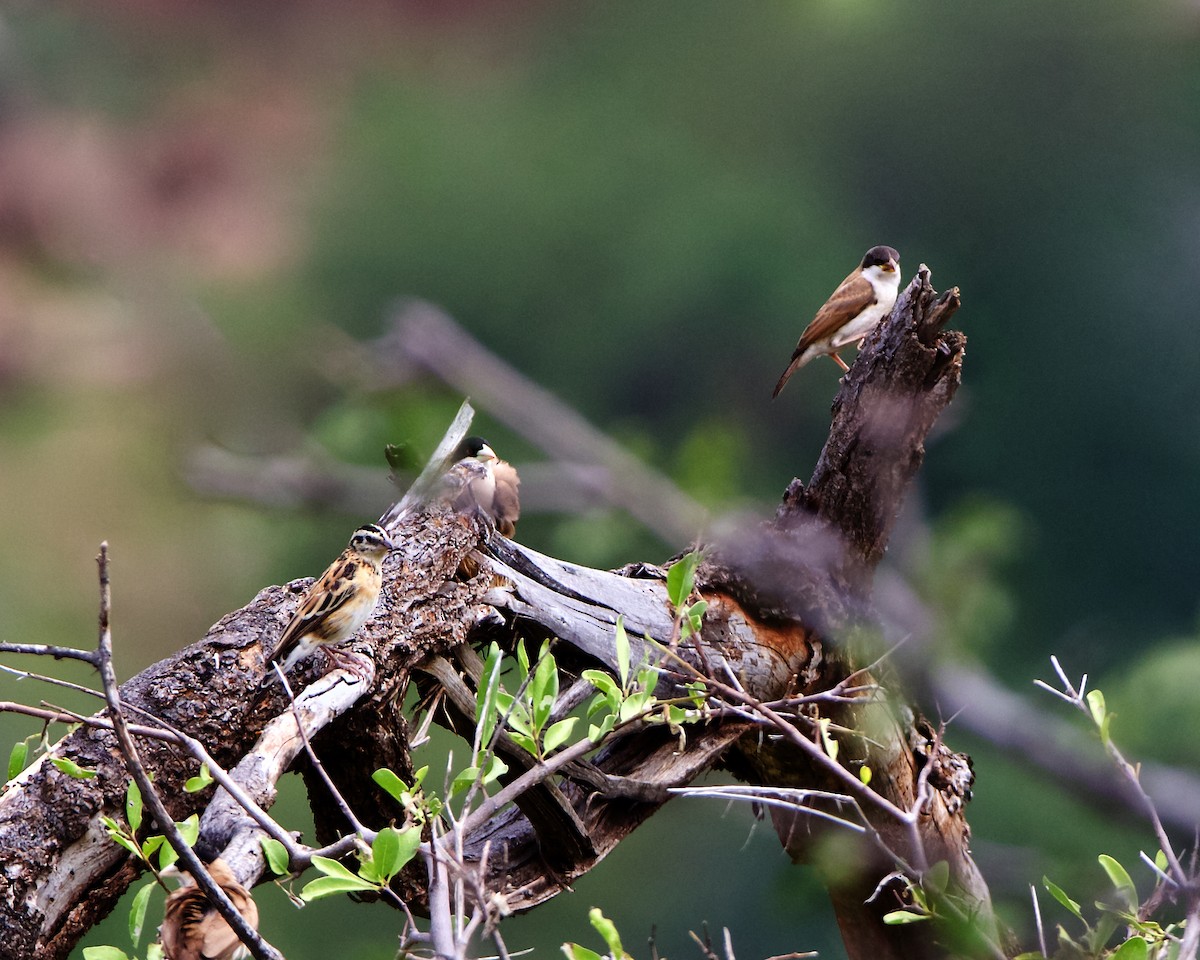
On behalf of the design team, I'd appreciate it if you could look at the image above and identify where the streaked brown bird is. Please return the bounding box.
[451,436,520,537]
[265,522,394,680]
[772,245,901,397]
[160,859,259,960]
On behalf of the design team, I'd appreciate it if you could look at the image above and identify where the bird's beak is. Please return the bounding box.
[478,444,498,462]
[887,259,899,273]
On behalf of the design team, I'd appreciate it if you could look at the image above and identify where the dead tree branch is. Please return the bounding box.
[0,269,989,960]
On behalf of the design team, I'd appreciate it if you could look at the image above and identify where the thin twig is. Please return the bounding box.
[93,543,283,960]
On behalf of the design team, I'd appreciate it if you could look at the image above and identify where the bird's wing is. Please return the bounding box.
[272,555,359,659]
[491,461,521,536]
[792,271,877,355]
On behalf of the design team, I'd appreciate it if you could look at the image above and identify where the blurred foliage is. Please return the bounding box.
[0,0,1197,958]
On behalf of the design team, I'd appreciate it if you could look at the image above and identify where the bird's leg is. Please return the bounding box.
[323,646,373,683]
[829,353,850,373]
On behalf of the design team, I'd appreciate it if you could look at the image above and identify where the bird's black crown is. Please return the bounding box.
[861,245,900,268]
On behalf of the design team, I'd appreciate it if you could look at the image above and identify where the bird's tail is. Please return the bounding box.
[772,350,812,398]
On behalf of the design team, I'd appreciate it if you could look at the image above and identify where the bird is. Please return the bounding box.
[159,858,259,960]
[263,522,394,683]
[772,245,901,397]
[449,436,520,537]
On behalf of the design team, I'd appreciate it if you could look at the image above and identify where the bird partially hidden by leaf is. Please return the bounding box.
[159,858,259,960]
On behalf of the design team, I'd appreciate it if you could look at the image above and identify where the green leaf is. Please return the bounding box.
[128,880,154,948]
[582,670,621,711]
[126,781,143,836]
[516,639,531,682]
[1154,849,1168,872]
[82,948,130,960]
[1043,876,1084,921]
[369,825,420,882]
[184,764,214,793]
[50,757,97,779]
[531,642,559,731]
[588,715,616,744]
[312,855,376,884]
[882,910,929,924]
[588,907,624,958]
[300,874,379,901]
[666,551,702,610]
[1109,938,1149,960]
[261,837,290,876]
[140,835,165,862]
[562,945,606,960]
[859,765,872,785]
[544,718,579,754]
[147,943,165,960]
[924,860,950,895]
[481,755,508,787]
[7,741,28,782]
[476,643,503,756]
[1098,854,1137,910]
[615,617,631,688]
[176,815,200,847]
[1086,689,1107,729]
[450,766,480,798]
[372,767,408,804]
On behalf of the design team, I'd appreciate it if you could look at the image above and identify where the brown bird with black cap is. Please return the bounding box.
[772,245,901,397]
[451,436,520,537]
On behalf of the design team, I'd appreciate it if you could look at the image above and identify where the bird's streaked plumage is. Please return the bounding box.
[772,245,901,397]
[450,437,520,537]
[160,859,259,960]
[266,522,393,679]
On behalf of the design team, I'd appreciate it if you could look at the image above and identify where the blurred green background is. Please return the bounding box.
[0,1,1198,957]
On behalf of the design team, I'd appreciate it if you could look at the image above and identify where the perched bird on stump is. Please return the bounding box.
[160,858,259,960]
[263,522,394,683]
[772,245,901,397]
[450,436,520,537]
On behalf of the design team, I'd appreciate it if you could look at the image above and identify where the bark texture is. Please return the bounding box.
[0,268,987,960]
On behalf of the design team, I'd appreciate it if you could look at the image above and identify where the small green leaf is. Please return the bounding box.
[128,880,154,947]
[588,907,625,958]
[1154,849,1168,872]
[7,741,28,782]
[1099,854,1137,910]
[544,717,579,754]
[1109,937,1149,960]
[50,757,97,779]
[481,755,508,787]
[588,715,616,743]
[1086,689,1107,729]
[924,860,950,895]
[108,831,141,859]
[184,764,214,793]
[126,781,143,836]
[531,644,559,731]
[176,815,200,847]
[615,617,631,688]
[1043,876,1084,921]
[666,551,702,610]
[882,910,929,924]
[859,765,872,785]
[300,874,379,901]
[476,643,503,755]
[562,945,606,960]
[312,855,375,884]
[516,640,531,682]
[147,943,165,960]
[261,837,290,876]
[369,825,420,882]
[372,767,408,804]
[140,835,165,862]
[82,948,130,960]
[450,766,480,797]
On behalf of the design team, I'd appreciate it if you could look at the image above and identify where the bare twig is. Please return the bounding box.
[92,544,283,960]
